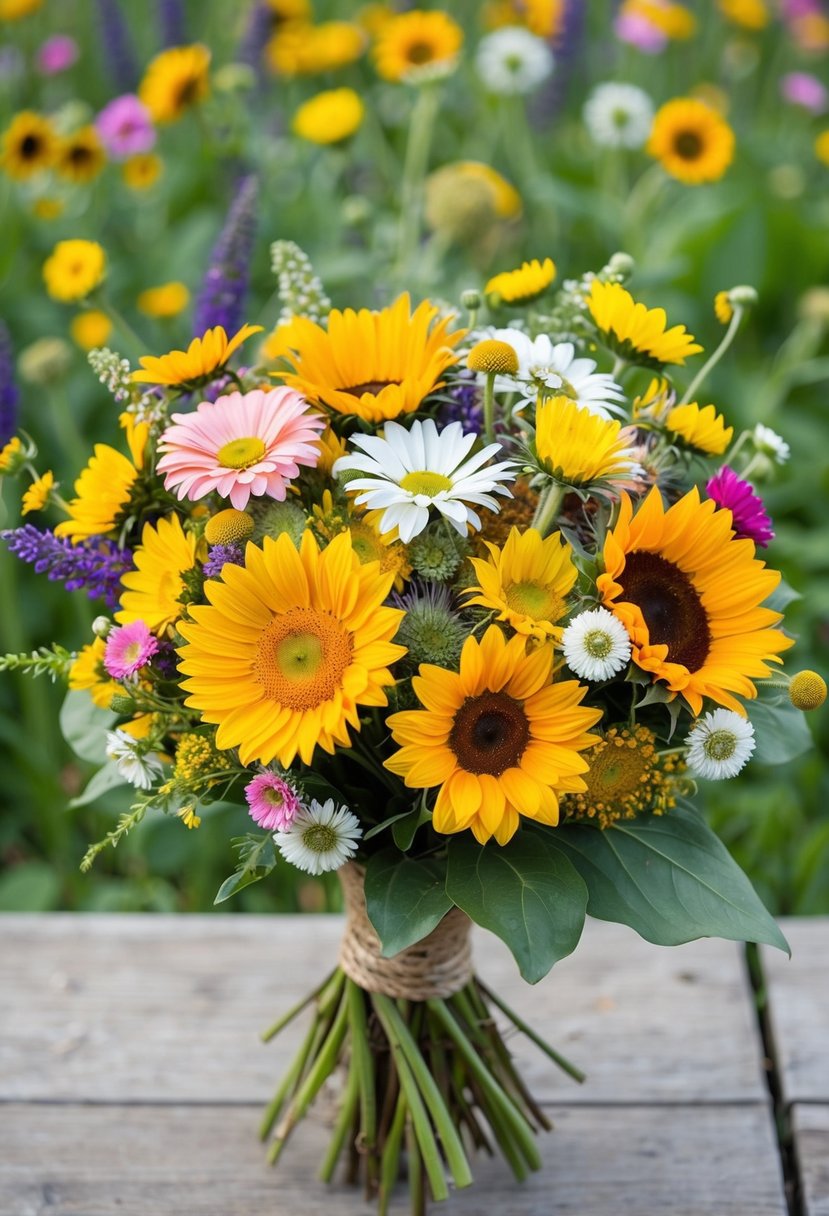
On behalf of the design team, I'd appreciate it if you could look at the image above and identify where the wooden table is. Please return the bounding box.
[0,914,824,1215]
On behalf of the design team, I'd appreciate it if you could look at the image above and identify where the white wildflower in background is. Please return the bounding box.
[475,26,554,96]
[562,608,632,680]
[685,709,756,780]
[275,798,362,876]
[105,729,164,790]
[583,82,655,149]
[753,423,790,465]
[484,327,626,416]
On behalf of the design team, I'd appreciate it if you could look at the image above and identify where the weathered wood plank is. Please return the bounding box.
[762,919,829,1104]
[0,914,767,1103]
[792,1105,829,1216]
[0,1102,788,1216]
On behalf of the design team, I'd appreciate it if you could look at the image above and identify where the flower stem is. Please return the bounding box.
[679,306,743,405]
[483,372,497,444]
[531,481,565,536]
[394,84,441,286]
[477,978,586,1083]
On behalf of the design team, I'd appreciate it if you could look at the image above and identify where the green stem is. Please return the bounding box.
[531,481,565,537]
[318,1050,360,1183]
[483,371,496,445]
[394,83,441,285]
[259,1014,321,1141]
[476,978,586,1084]
[345,979,379,1190]
[679,306,743,405]
[96,296,148,362]
[261,969,335,1042]
[378,1090,407,1216]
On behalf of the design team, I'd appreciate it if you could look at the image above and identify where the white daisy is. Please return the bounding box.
[475,26,554,96]
[275,798,362,876]
[753,424,790,465]
[105,729,164,790]
[333,418,515,543]
[483,327,626,418]
[562,608,632,681]
[685,709,756,780]
[583,82,655,150]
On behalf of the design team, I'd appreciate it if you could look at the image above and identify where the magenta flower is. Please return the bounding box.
[780,71,828,113]
[706,466,774,548]
[614,14,668,52]
[36,35,79,76]
[95,94,156,159]
[245,772,302,831]
[104,620,159,678]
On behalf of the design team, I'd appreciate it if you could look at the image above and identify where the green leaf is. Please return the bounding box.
[749,689,813,766]
[555,806,789,953]
[68,762,129,809]
[364,849,452,957]
[445,830,588,983]
[59,689,116,765]
[214,833,277,905]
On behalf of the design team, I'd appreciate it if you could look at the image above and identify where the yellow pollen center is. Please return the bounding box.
[277,632,324,681]
[217,437,267,469]
[399,471,453,497]
[255,607,353,710]
[505,581,561,621]
[703,730,736,762]
[124,641,142,664]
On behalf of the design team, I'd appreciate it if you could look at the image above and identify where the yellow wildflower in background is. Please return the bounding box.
[0,0,43,17]
[117,514,200,634]
[137,281,191,319]
[718,0,769,28]
[132,323,262,386]
[588,280,703,367]
[714,291,733,325]
[815,131,829,167]
[374,9,463,82]
[464,527,577,641]
[618,0,695,37]
[425,162,521,246]
[71,310,113,350]
[139,44,211,123]
[484,0,563,38]
[666,402,733,455]
[647,98,735,185]
[485,258,556,306]
[267,21,366,75]
[43,240,106,303]
[1,111,56,179]
[69,638,119,710]
[21,470,54,515]
[54,445,138,541]
[122,153,163,190]
[292,88,365,144]
[55,127,106,184]
[0,437,23,474]
[31,198,64,221]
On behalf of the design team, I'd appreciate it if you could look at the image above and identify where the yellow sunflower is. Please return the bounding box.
[666,402,733,455]
[311,490,411,592]
[292,87,365,145]
[21,470,54,515]
[68,638,119,710]
[597,486,794,716]
[718,0,769,29]
[54,445,138,542]
[1,111,56,179]
[116,514,200,635]
[484,0,563,38]
[139,44,211,124]
[374,9,463,83]
[0,436,24,474]
[588,280,703,368]
[177,530,406,767]
[534,395,640,493]
[386,626,601,845]
[464,527,577,641]
[43,240,106,304]
[71,310,113,350]
[0,0,42,16]
[136,281,190,318]
[275,294,463,424]
[132,323,262,387]
[55,127,106,184]
[122,153,163,190]
[266,21,366,76]
[485,258,556,307]
[647,98,735,185]
[452,162,521,219]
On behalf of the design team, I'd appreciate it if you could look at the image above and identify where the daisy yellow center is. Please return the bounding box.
[255,607,353,710]
[449,691,530,776]
[302,823,338,853]
[263,787,286,807]
[674,130,703,160]
[400,471,453,497]
[124,641,143,664]
[218,437,267,469]
[505,581,563,621]
[702,730,737,762]
[621,550,711,673]
[584,628,613,658]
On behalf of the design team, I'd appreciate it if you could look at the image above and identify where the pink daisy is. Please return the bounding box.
[104,620,158,679]
[706,466,774,548]
[157,387,325,511]
[245,772,302,831]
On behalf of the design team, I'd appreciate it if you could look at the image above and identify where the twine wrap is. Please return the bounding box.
[338,862,473,1000]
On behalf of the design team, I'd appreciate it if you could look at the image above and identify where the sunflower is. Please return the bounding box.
[139,44,211,124]
[177,531,406,767]
[647,98,735,185]
[1,111,56,179]
[484,258,556,307]
[122,153,163,190]
[484,0,563,38]
[597,486,794,716]
[565,725,679,829]
[71,310,113,350]
[587,280,703,368]
[311,490,411,592]
[54,445,138,542]
[55,126,106,183]
[534,395,641,494]
[276,294,463,424]
[666,402,733,455]
[43,240,106,304]
[68,637,119,710]
[464,527,577,641]
[374,10,463,82]
[132,323,262,387]
[718,0,769,31]
[292,87,365,145]
[21,470,54,515]
[385,626,601,845]
[116,515,200,635]
[136,281,190,318]
[266,20,366,76]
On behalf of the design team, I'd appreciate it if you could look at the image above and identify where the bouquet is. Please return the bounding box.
[2,242,824,1213]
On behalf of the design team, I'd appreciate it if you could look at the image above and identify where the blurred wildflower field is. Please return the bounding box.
[0,0,828,915]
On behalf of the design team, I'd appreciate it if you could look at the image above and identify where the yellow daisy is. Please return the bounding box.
[484,0,563,38]
[55,126,106,184]
[464,527,577,641]
[136,281,190,318]
[118,413,151,470]
[71,310,113,350]
[0,0,43,17]
[619,0,696,37]
[139,44,211,124]
[275,294,463,424]
[54,445,138,542]
[292,88,365,145]
[385,626,602,846]
[1,111,56,179]
[647,98,735,186]
[666,402,733,455]
[485,258,556,307]
[814,130,829,167]
[374,9,463,83]
[31,197,64,221]
[122,153,163,190]
[266,21,366,76]
[21,470,54,515]
[116,514,200,635]
[68,637,119,710]
[177,530,406,767]
[451,162,521,219]
[0,436,24,474]
[588,280,703,367]
[43,240,106,303]
[597,486,794,716]
[534,396,641,493]
[714,290,733,325]
[132,323,262,387]
[718,0,769,29]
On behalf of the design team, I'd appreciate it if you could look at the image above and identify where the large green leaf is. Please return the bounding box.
[59,690,115,765]
[364,850,452,957]
[555,806,789,953]
[445,831,588,983]
[749,690,813,767]
[68,761,129,809]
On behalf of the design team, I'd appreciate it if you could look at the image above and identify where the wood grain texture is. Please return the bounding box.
[761,919,829,1103]
[792,1105,829,1216]
[0,1103,788,1216]
[0,914,768,1103]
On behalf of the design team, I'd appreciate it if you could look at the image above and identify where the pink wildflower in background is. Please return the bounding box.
[36,35,79,76]
[245,772,302,831]
[104,620,159,678]
[95,94,156,159]
[780,71,828,113]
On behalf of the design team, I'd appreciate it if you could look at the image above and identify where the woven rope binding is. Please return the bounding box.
[338,861,473,1000]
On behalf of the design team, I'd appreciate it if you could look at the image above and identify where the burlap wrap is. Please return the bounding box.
[338,861,473,1000]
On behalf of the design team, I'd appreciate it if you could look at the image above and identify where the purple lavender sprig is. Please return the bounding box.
[530,0,586,127]
[158,0,187,48]
[0,321,19,445]
[237,2,273,80]
[193,175,259,338]
[2,527,134,609]
[438,372,484,433]
[203,542,245,578]
[95,0,140,91]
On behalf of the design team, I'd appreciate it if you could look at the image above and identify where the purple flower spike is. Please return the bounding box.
[0,322,20,446]
[2,527,134,607]
[706,466,775,548]
[193,175,259,339]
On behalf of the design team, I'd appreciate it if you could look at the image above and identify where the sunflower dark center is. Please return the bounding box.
[69,145,93,165]
[21,134,41,158]
[674,130,703,160]
[620,550,711,672]
[341,379,401,397]
[176,77,199,107]
[406,40,435,65]
[449,690,530,776]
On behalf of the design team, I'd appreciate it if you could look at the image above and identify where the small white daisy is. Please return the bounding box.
[475,26,554,96]
[483,328,626,418]
[275,798,362,876]
[562,608,632,681]
[583,82,655,150]
[333,418,515,543]
[753,424,790,465]
[685,709,756,780]
[105,729,164,790]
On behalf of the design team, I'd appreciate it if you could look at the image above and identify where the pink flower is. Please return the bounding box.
[706,466,774,548]
[104,620,159,679]
[36,35,79,76]
[614,14,668,52]
[157,387,325,510]
[780,71,828,113]
[95,94,155,159]
[245,772,302,831]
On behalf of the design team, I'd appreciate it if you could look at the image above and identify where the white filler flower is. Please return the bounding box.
[275,798,362,876]
[333,418,515,542]
[475,26,554,95]
[685,709,756,780]
[105,729,164,790]
[486,327,626,417]
[562,607,632,681]
[753,424,790,465]
[583,82,655,149]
